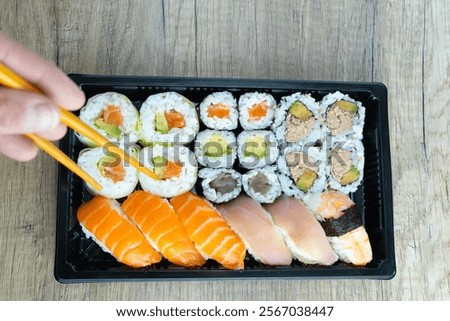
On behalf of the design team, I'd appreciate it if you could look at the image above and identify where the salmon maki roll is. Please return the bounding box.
[170,192,246,270]
[121,191,205,267]
[77,196,161,268]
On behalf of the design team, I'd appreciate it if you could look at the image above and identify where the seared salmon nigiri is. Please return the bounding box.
[121,191,205,267]
[77,195,161,268]
[170,192,246,270]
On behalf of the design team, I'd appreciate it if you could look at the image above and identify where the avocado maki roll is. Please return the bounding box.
[242,166,282,203]
[238,92,276,130]
[199,91,238,130]
[194,130,237,168]
[77,92,140,146]
[77,145,140,199]
[198,168,242,203]
[237,130,279,169]
[326,139,364,193]
[138,145,198,198]
[139,92,199,145]
[272,93,322,147]
[277,145,326,199]
[320,91,365,140]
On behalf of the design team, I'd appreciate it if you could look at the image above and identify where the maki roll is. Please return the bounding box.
[194,130,237,168]
[77,92,140,146]
[277,145,326,199]
[138,145,197,198]
[272,93,322,147]
[77,145,140,199]
[140,92,199,145]
[320,91,365,140]
[198,168,242,203]
[304,191,373,266]
[237,130,279,169]
[238,92,276,130]
[199,91,238,130]
[327,139,364,193]
[242,166,282,203]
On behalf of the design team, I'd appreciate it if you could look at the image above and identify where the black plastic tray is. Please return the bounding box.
[55,75,395,283]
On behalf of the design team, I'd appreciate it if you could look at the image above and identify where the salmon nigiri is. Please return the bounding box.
[121,191,205,267]
[77,196,161,268]
[170,192,246,270]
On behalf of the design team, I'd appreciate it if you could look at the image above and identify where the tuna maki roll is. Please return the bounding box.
[237,130,279,169]
[238,92,276,130]
[320,91,365,140]
[199,91,238,130]
[198,168,242,203]
[138,145,197,198]
[194,130,237,168]
[326,139,364,193]
[140,92,199,145]
[77,145,140,199]
[272,93,322,147]
[277,145,326,199]
[77,92,140,146]
[242,166,282,203]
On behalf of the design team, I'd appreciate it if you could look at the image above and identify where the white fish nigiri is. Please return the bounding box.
[264,196,339,266]
[216,195,292,266]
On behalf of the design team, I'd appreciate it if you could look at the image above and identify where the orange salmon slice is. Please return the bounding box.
[77,196,161,268]
[248,100,268,121]
[165,110,186,129]
[170,192,246,270]
[207,103,230,119]
[121,191,205,267]
[103,105,123,126]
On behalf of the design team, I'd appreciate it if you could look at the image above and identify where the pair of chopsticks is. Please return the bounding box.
[0,63,157,190]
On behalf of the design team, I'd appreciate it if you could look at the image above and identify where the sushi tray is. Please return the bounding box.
[55,75,395,283]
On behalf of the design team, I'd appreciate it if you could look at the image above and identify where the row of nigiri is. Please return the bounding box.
[77,190,373,269]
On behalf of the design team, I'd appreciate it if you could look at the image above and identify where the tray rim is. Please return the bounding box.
[55,75,395,283]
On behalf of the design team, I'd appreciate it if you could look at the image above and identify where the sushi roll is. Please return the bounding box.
[194,130,237,168]
[327,139,364,193]
[138,145,197,198]
[277,145,326,199]
[272,93,322,147]
[139,92,199,145]
[198,168,242,203]
[238,92,276,130]
[304,191,373,266]
[199,91,238,130]
[77,145,139,199]
[77,92,140,146]
[242,166,281,203]
[320,91,365,140]
[237,130,279,169]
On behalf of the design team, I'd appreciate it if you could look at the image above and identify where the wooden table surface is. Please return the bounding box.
[0,0,448,301]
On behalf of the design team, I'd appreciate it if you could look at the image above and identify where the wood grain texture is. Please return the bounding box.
[0,0,448,300]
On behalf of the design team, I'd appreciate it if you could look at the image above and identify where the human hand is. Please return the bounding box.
[0,33,85,161]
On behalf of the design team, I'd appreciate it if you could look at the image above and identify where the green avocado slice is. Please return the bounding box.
[336,100,357,114]
[340,165,360,185]
[288,101,313,121]
[94,119,122,138]
[296,168,318,192]
[155,112,169,134]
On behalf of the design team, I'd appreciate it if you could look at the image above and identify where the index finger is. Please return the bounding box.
[0,33,85,111]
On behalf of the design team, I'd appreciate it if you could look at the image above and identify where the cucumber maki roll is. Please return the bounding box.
[77,92,140,146]
[199,91,238,130]
[238,92,276,130]
[198,168,242,203]
[140,92,199,145]
[237,130,279,169]
[194,130,237,168]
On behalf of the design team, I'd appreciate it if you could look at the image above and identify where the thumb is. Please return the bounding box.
[0,88,60,135]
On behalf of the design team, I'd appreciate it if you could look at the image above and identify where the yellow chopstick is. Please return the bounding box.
[25,133,102,190]
[0,63,157,181]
